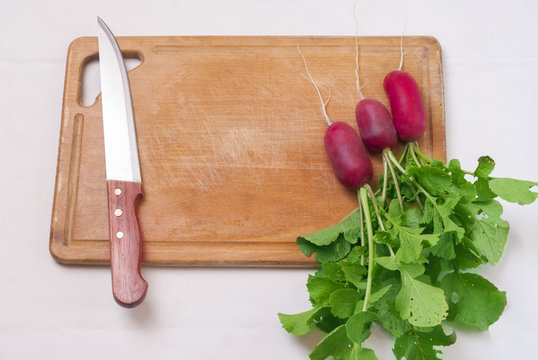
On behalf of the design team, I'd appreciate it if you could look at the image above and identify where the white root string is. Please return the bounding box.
[398,19,407,71]
[353,0,364,99]
[297,45,332,126]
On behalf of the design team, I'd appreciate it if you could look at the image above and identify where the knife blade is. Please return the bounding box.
[97,17,148,308]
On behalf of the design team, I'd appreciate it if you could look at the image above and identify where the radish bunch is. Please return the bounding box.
[280,39,538,360]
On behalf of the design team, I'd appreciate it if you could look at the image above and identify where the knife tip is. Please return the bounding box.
[97,16,106,28]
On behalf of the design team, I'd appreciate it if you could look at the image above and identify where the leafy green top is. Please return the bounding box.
[279,148,536,360]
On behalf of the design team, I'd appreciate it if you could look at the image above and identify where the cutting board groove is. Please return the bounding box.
[50,36,445,266]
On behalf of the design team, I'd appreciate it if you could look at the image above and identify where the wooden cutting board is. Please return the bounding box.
[50,36,445,266]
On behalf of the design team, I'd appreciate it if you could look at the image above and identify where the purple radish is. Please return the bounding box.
[384,70,426,142]
[383,30,426,142]
[355,99,397,153]
[324,121,373,190]
[297,45,373,191]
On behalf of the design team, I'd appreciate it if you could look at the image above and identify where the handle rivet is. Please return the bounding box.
[114,188,122,195]
[116,231,124,239]
[114,209,123,216]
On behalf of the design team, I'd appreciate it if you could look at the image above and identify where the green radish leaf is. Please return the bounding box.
[475,178,497,202]
[425,255,449,284]
[400,262,426,278]
[403,207,423,228]
[296,237,317,257]
[395,226,440,263]
[420,199,435,225]
[385,211,439,263]
[448,159,461,173]
[340,263,367,288]
[307,275,346,306]
[466,200,509,264]
[489,178,538,205]
[454,238,485,269]
[349,346,378,360]
[345,311,377,344]
[440,272,506,330]
[408,166,451,195]
[393,326,456,360]
[299,210,361,246]
[373,231,396,247]
[437,194,466,240]
[474,156,495,178]
[315,311,347,333]
[375,256,399,271]
[395,271,448,327]
[309,325,352,360]
[374,277,412,337]
[342,246,367,263]
[449,160,476,200]
[329,289,361,319]
[278,306,329,336]
[298,235,351,263]
[315,262,347,283]
[388,199,404,221]
[430,232,456,260]
[368,285,393,306]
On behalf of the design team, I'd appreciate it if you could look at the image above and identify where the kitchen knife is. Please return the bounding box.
[97,17,148,307]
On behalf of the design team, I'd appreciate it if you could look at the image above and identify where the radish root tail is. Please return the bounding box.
[297,45,332,126]
[353,0,364,100]
[398,19,407,71]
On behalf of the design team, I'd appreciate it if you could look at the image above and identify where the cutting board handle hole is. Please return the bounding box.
[79,52,143,107]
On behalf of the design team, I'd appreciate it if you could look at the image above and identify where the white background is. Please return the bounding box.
[1,0,538,359]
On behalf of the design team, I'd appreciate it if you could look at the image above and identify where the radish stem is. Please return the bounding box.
[381,156,388,205]
[384,151,404,211]
[410,145,422,168]
[297,45,332,126]
[399,143,410,163]
[414,181,439,209]
[410,184,424,214]
[411,142,433,164]
[359,187,374,311]
[365,184,395,257]
[358,191,365,266]
[385,148,406,173]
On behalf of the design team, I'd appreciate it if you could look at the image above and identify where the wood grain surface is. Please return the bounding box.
[49,36,445,266]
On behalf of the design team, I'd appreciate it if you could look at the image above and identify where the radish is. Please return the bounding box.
[384,32,426,142]
[351,6,403,210]
[351,6,397,154]
[355,99,397,154]
[296,45,372,191]
[384,70,426,142]
[297,44,382,309]
[324,122,373,190]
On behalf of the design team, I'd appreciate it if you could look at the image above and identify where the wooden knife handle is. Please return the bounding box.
[107,180,148,308]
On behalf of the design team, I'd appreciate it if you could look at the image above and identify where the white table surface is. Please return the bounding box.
[1,0,537,359]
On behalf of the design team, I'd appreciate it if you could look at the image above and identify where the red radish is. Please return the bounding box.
[297,45,373,191]
[298,40,379,307]
[351,8,404,210]
[384,70,426,141]
[355,99,397,153]
[351,6,397,154]
[383,31,426,142]
[324,122,373,190]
